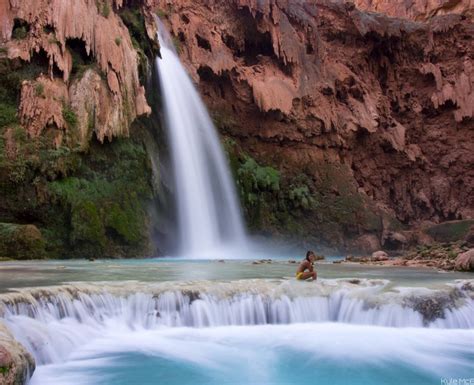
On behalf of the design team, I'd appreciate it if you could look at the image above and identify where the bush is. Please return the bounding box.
[62,105,78,128]
[101,2,111,18]
[12,26,27,40]
[35,83,44,97]
[0,103,18,127]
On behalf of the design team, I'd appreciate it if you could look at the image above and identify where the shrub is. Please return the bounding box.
[101,2,111,18]
[35,83,44,97]
[62,105,78,128]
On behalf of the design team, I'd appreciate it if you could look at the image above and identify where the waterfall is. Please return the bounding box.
[2,280,473,365]
[154,19,247,257]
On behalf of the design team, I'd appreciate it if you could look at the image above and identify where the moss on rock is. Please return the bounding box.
[424,220,474,243]
[224,139,383,250]
[0,223,46,259]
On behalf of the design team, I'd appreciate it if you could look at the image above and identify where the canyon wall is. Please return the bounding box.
[155,0,473,251]
[0,0,165,259]
[353,0,473,21]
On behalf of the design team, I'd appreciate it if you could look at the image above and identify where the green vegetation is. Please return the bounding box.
[35,82,45,97]
[0,365,9,374]
[0,103,17,128]
[155,8,169,19]
[12,18,30,40]
[12,26,27,40]
[101,2,111,18]
[115,37,122,46]
[0,115,155,259]
[172,36,182,53]
[424,220,474,243]
[45,137,154,257]
[62,105,78,128]
[119,7,160,82]
[223,138,383,247]
[0,223,46,260]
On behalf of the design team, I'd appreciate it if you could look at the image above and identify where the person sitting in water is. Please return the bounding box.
[296,251,317,281]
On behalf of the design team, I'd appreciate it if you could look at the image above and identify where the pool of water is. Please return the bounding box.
[29,323,474,385]
[2,259,473,385]
[0,258,471,292]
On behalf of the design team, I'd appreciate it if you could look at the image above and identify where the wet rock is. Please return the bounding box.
[0,322,35,385]
[345,255,369,263]
[404,290,463,326]
[371,250,389,261]
[455,249,474,272]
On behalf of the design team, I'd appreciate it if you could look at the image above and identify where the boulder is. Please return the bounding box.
[0,322,35,385]
[455,249,474,272]
[371,250,389,261]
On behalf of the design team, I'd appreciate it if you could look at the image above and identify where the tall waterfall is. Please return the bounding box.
[155,19,246,257]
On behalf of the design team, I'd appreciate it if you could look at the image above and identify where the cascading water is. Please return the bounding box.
[1,279,474,385]
[2,280,474,365]
[154,19,246,257]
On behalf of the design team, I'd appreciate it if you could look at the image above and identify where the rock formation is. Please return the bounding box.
[154,0,473,250]
[0,1,164,259]
[0,322,35,385]
[1,0,151,146]
[455,248,474,271]
[352,0,473,21]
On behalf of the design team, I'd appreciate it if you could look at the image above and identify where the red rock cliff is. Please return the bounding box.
[155,0,473,246]
[1,0,152,146]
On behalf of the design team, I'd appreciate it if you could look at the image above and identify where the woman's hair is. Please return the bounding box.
[306,250,315,261]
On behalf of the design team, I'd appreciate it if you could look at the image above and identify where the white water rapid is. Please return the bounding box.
[1,279,473,366]
[154,19,247,257]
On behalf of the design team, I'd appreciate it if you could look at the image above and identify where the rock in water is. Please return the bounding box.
[455,249,474,272]
[0,322,35,385]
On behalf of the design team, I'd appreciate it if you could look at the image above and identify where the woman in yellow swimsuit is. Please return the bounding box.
[296,251,317,281]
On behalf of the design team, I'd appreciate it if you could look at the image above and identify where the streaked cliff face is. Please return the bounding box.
[154,0,473,246]
[0,0,152,147]
[353,0,473,22]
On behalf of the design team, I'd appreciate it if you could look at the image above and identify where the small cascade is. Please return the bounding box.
[1,280,473,365]
[154,18,247,257]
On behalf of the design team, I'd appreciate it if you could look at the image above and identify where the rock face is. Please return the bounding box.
[0,2,164,259]
[155,0,473,248]
[1,0,151,146]
[352,0,474,21]
[0,322,35,385]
